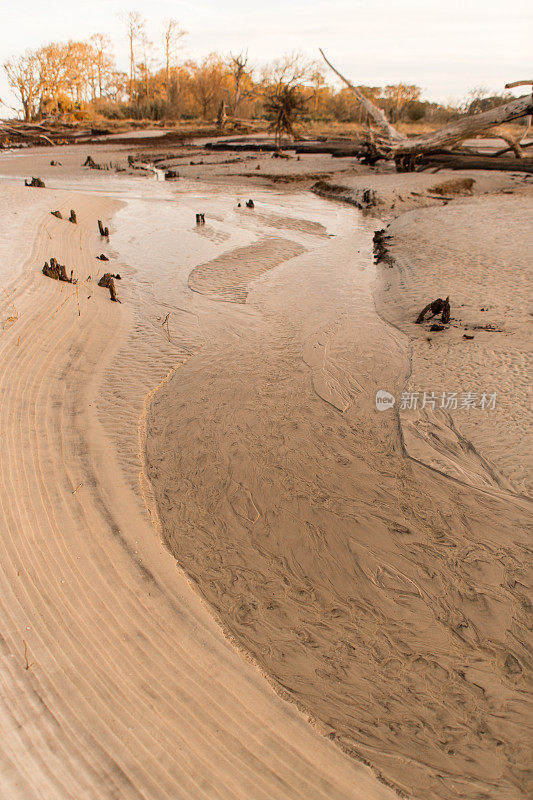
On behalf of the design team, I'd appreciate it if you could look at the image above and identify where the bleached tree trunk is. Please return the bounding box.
[319,50,405,142]
[320,50,533,163]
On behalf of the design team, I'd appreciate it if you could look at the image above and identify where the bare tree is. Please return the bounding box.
[162,19,186,102]
[90,34,115,99]
[4,51,42,121]
[263,54,313,148]
[228,51,251,116]
[122,12,145,103]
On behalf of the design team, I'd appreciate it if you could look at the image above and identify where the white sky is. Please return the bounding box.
[1,0,532,114]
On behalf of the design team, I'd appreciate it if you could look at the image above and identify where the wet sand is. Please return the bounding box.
[0,143,531,800]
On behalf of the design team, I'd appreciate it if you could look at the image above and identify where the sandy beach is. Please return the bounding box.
[0,141,531,800]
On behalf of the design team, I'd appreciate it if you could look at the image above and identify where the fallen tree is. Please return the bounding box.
[319,50,533,169]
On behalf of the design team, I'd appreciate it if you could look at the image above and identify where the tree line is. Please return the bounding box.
[3,13,513,126]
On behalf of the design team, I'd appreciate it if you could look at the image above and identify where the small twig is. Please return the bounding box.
[162,313,171,342]
[23,639,33,670]
[72,483,82,494]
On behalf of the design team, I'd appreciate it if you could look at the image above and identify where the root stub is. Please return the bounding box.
[98,273,121,302]
[416,297,450,325]
[373,228,395,267]
[42,257,77,284]
[25,177,45,188]
[97,219,109,237]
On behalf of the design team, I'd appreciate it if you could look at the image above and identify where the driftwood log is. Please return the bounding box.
[42,257,76,283]
[417,153,533,173]
[416,297,450,325]
[98,273,121,302]
[319,50,533,169]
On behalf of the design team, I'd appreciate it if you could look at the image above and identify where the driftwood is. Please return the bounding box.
[50,160,61,166]
[51,210,62,219]
[505,80,533,142]
[98,220,109,237]
[42,257,77,283]
[96,253,109,261]
[83,155,97,168]
[416,297,450,325]
[195,213,205,225]
[165,169,179,179]
[246,199,255,208]
[417,153,533,173]
[319,50,533,167]
[25,177,45,187]
[373,229,395,267]
[98,273,121,302]
[69,210,77,224]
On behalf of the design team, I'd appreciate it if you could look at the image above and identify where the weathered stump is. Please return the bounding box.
[42,257,77,283]
[98,220,109,237]
[415,297,450,325]
[98,273,121,302]
[25,177,45,188]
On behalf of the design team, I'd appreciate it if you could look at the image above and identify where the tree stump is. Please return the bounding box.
[98,220,109,237]
[42,257,77,283]
[25,177,45,188]
[415,297,450,324]
[69,210,77,224]
[97,273,121,302]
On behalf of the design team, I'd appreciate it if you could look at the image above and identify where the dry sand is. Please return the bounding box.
[0,143,531,800]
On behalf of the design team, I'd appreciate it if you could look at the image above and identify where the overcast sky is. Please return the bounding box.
[1,0,532,113]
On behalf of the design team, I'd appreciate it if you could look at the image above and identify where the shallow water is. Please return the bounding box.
[103,178,530,800]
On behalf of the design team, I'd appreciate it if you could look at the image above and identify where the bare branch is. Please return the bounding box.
[319,49,405,141]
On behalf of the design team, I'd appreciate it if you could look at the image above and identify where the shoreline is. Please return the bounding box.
[313,171,532,497]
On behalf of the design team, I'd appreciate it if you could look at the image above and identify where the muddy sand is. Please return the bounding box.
[0,141,531,800]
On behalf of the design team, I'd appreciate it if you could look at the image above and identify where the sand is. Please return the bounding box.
[0,158,395,800]
[0,142,531,800]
